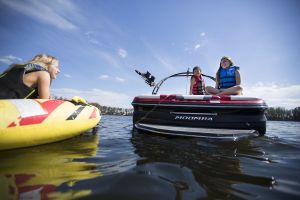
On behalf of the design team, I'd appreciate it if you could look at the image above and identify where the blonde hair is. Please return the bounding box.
[30,54,58,70]
[3,54,58,73]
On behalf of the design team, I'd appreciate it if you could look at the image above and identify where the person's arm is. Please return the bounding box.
[214,73,219,89]
[37,71,51,99]
[189,77,195,95]
[202,78,206,93]
[235,70,241,85]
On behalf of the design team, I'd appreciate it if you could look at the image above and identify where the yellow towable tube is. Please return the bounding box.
[0,99,101,150]
[0,134,101,199]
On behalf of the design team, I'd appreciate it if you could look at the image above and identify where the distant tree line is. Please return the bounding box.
[266,107,300,121]
[53,96,299,120]
[89,102,133,116]
[53,96,133,116]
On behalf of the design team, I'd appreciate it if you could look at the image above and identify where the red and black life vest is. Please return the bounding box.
[192,75,205,95]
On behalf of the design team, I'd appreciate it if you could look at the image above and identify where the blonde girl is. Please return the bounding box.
[0,54,60,99]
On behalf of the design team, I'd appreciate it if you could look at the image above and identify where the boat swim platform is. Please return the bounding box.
[135,123,259,141]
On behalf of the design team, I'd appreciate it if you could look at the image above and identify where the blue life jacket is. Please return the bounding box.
[219,66,239,89]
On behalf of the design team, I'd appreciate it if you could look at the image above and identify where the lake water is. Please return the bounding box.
[1,116,300,200]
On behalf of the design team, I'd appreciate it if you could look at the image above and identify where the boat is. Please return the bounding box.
[0,99,101,150]
[132,70,268,140]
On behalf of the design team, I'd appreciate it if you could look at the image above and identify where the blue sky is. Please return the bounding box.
[0,0,299,108]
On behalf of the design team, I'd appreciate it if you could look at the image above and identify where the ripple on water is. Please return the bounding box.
[1,116,299,199]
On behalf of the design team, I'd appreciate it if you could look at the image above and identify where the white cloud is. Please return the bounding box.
[50,83,300,109]
[154,55,178,73]
[192,32,208,51]
[51,88,132,108]
[0,0,78,30]
[118,48,127,58]
[85,31,100,44]
[185,41,205,53]
[99,74,125,82]
[142,40,179,73]
[97,51,121,68]
[194,44,201,50]
[0,55,23,65]
[99,74,109,80]
[244,83,300,109]
[89,39,100,45]
[64,74,71,78]
[115,76,125,82]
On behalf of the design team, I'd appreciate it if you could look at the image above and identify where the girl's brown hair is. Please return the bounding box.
[216,56,234,84]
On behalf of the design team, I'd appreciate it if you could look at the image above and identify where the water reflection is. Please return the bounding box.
[131,129,275,199]
[0,133,101,200]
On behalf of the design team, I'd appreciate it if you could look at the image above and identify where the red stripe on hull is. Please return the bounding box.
[89,108,98,119]
[18,100,65,126]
